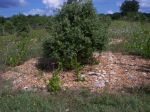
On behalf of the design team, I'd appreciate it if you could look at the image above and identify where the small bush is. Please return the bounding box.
[47,73,61,92]
[6,37,29,66]
[71,56,84,81]
[47,64,62,92]
[43,0,109,69]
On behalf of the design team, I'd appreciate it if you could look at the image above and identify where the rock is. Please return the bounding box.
[66,108,69,112]
[88,72,101,76]
[94,81,105,88]
[23,86,28,90]
[22,86,38,92]
[105,79,109,83]
[93,52,100,58]
[102,70,107,75]
[80,74,86,78]
[101,74,105,78]
[110,71,115,75]
[98,77,102,80]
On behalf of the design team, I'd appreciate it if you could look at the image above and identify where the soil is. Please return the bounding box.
[1,52,150,92]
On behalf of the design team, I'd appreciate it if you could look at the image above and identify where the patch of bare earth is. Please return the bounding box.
[1,52,150,92]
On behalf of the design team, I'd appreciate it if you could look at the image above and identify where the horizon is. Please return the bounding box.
[0,0,150,17]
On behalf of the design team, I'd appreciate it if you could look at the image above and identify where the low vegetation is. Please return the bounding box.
[0,29,49,71]
[0,81,150,112]
[107,20,150,58]
[47,64,62,92]
[0,0,149,111]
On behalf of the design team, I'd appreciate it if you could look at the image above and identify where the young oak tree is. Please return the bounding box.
[43,0,109,69]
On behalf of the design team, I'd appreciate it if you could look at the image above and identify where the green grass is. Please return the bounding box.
[108,20,141,39]
[107,20,150,58]
[0,29,49,72]
[0,20,150,112]
[0,87,150,112]
[0,78,150,112]
[1,20,149,72]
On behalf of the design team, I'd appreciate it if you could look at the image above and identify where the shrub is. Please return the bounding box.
[6,37,29,66]
[47,72,61,92]
[4,21,15,35]
[47,63,62,92]
[43,0,109,69]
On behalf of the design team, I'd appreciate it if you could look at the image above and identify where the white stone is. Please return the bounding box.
[94,81,105,88]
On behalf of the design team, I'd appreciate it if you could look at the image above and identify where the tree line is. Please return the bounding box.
[108,0,150,21]
[0,0,150,36]
[0,14,54,36]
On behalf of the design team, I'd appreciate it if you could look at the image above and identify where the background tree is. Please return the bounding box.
[10,14,30,33]
[0,16,5,35]
[120,0,139,14]
[67,0,79,4]
[4,21,15,34]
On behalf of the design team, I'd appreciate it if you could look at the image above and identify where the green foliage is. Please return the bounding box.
[125,26,150,57]
[108,20,141,39]
[0,88,150,112]
[0,29,49,71]
[111,13,122,20]
[120,0,139,14]
[71,57,84,81]
[43,0,109,69]
[0,16,5,25]
[47,73,61,92]
[0,14,53,36]
[10,14,30,33]
[107,20,150,58]
[109,12,150,22]
[4,21,15,34]
[47,64,62,92]
[6,37,29,66]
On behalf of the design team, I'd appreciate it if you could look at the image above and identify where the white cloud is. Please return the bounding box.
[116,1,122,7]
[107,10,114,14]
[24,8,46,16]
[19,0,26,6]
[138,0,150,8]
[24,0,66,16]
[42,0,65,9]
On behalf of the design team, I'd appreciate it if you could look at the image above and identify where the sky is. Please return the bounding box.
[0,0,150,17]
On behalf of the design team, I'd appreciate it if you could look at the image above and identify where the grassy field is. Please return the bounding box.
[107,20,150,57]
[0,81,150,112]
[0,20,150,112]
[0,29,50,72]
[0,20,149,72]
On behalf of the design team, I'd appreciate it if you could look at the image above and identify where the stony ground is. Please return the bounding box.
[1,52,150,92]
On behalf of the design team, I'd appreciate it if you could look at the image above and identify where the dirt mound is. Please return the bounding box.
[1,52,150,92]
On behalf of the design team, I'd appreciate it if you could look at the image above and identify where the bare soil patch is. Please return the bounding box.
[1,52,150,92]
